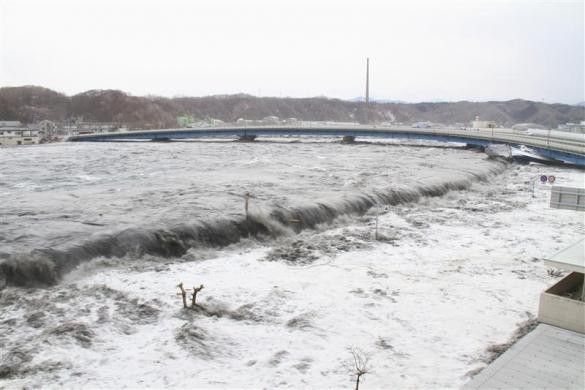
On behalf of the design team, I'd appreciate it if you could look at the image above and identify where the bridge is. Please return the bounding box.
[68,124,585,166]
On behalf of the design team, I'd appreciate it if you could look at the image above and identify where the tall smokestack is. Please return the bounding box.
[365,57,370,105]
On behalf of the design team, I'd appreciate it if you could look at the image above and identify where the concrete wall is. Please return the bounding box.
[538,272,585,334]
[550,186,585,212]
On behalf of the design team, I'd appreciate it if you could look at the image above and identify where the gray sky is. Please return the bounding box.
[1,0,583,103]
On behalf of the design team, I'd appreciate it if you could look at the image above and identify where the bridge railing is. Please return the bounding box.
[67,123,585,156]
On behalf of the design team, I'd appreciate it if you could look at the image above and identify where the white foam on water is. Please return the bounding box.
[1,156,583,388]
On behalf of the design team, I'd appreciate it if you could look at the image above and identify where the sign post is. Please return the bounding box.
[533,174,557,198]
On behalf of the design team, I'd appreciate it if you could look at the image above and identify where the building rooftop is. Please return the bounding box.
[0,121,22,127]
[544,239,585,274]
[464,324,584,389]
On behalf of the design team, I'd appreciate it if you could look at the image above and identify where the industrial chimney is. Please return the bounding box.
[365,58,370,105]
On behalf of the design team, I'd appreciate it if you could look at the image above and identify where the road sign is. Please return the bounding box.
[548,175,556,184]
[540,175,548,183]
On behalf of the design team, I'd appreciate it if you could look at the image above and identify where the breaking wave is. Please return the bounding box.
[0,162,506,288]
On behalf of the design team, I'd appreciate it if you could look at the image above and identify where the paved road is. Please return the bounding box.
[68,124,585,162]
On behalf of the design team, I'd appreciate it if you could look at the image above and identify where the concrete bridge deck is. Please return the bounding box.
[68,125,585,166]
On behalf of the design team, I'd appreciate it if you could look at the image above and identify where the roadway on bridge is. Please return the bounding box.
[68,125,585,166]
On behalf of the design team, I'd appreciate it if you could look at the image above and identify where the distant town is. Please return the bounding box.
[1,86,584,147]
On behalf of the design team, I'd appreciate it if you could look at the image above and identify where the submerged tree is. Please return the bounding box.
[177,282,205,309]
[348,347,372,390]
[191,284,204,307]
[177,282,188,308]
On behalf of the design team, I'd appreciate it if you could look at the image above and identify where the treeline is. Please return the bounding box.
[0,85,583,129]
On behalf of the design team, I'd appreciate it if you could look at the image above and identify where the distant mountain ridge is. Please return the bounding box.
[0,86,583,129]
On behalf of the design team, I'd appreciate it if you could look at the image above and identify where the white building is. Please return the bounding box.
[0,121,40,146]
[412,121,432,128]
[471,116,496,129]
[539,238,584,334]
[557,121,585,134]
[262,116,280,124]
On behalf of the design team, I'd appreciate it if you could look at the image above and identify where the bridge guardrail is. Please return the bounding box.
[67,124,585,158]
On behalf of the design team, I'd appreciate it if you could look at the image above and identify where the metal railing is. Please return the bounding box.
[68,123,585,156]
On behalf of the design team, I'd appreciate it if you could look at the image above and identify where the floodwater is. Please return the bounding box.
[0,139,582,388]
[2,140,486,254]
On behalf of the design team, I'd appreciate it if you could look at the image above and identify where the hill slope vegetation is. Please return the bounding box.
[0,86,583,129]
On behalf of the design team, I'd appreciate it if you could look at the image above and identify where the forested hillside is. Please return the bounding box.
[1,86,583,129]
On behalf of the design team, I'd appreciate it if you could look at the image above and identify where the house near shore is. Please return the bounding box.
[0,121,40,146]
[557,121,585,134]
[465,186,584,389]
[471,116,497,129]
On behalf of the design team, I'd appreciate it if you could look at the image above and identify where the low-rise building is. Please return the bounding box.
[539,238,584,334]
[557,121,585,134]
[471,116,496,129]
[412,121,432,128]
[262,116,280,124]
[0,121,40,146]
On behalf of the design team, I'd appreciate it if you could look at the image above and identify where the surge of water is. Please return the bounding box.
[2,138,584,389]
[0,161,506,288]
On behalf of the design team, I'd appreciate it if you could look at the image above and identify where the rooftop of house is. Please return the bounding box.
[545,239,585,274]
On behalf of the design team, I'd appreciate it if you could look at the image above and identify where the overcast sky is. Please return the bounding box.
[1,0,583,103]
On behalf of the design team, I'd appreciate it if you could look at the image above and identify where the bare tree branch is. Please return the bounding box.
[191,284,204,307]
[347,347,372,390]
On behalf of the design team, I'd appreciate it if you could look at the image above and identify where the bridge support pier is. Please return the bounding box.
[238,134,257,142]
[342,135,356,143]
[466,143,485,151]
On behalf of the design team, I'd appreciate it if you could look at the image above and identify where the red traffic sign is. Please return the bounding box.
[548,175,556,183]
